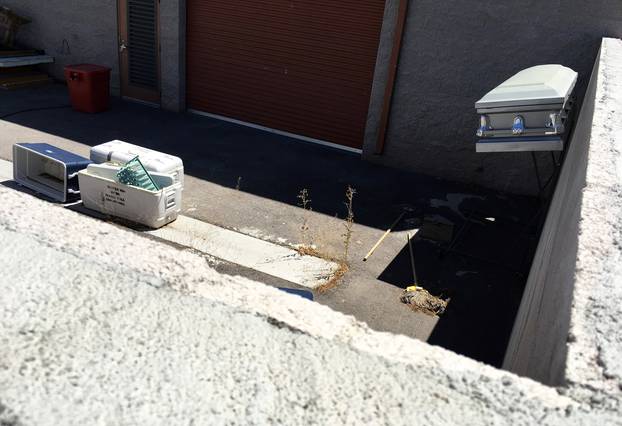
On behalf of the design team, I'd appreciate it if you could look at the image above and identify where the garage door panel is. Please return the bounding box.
[189,77,369,126]
[189,69,369,123]
[189,6,384,44]
[190,82,367,144]
[194,0,385,23]
[188,6,383,55]
[187,0,385,149]
[188,54,376,93]
[189,63,372,118]
[193,96,364,148]
[189,50,376,82]
[197,101,365,149]
[188,28,381,65]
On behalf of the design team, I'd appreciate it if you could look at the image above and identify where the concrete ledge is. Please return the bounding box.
[0,180,577,425]
[1,144,620,422]
[504,38,622,408]
[147,215,340,289]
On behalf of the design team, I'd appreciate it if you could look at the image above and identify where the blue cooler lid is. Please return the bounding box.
[17,143,91,165]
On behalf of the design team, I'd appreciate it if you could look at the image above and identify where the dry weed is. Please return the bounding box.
[316,261,349,294]
[297,188,312,249]
[341,186,356,262]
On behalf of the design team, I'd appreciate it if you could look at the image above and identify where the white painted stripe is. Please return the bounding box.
[147,215,340,289]
[188,109,363,154]
[122,96,161,108]
[0,158,12,180]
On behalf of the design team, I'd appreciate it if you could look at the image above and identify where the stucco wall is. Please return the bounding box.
[159,0,185,111]
[364,0,622,195]
[3,1,120,95]
[503,37,622,409]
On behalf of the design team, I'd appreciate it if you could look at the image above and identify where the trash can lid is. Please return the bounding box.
[64,63,111,74]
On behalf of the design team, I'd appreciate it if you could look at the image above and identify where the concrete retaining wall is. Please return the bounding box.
[3,1,121,94]
[503,37,622,407]
[364,0,622,195]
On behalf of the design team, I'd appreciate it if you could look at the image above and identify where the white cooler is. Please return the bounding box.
[90,140,184,186]
[78,163,182,229]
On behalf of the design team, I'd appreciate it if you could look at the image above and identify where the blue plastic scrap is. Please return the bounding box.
[278,288,314,301]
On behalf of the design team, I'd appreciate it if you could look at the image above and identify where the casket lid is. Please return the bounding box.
[475,65,577,109]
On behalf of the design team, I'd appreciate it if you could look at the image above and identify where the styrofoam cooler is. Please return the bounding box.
[78,163,182,228]
[90,140,184,186]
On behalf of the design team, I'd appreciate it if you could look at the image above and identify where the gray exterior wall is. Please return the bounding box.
[159,0,186,112]
[3,1,121,95]
[364,0,622,195]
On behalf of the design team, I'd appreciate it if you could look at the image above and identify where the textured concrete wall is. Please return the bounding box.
[502,52,597,385]
[504,38,622,412]
[2,160,622,424]
[364,0,622,195]
[3,1,120,95]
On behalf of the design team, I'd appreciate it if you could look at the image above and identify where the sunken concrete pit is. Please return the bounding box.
[0,38,621,424]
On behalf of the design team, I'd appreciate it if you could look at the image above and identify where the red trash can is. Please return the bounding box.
[64,64,111,113]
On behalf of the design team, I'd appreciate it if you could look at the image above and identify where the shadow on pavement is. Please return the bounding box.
[378,195,540,367]
[0,84,539,232]
[1,84,545,367]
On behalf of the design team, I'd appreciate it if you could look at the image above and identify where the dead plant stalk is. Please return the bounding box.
[297,188,312,250]
[342,186,356,263]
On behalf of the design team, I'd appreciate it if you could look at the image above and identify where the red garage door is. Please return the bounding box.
[186,0,386,150]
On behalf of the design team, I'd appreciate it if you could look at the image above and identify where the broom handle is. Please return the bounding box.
[407,231,418,284]
[363,211,405,261]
